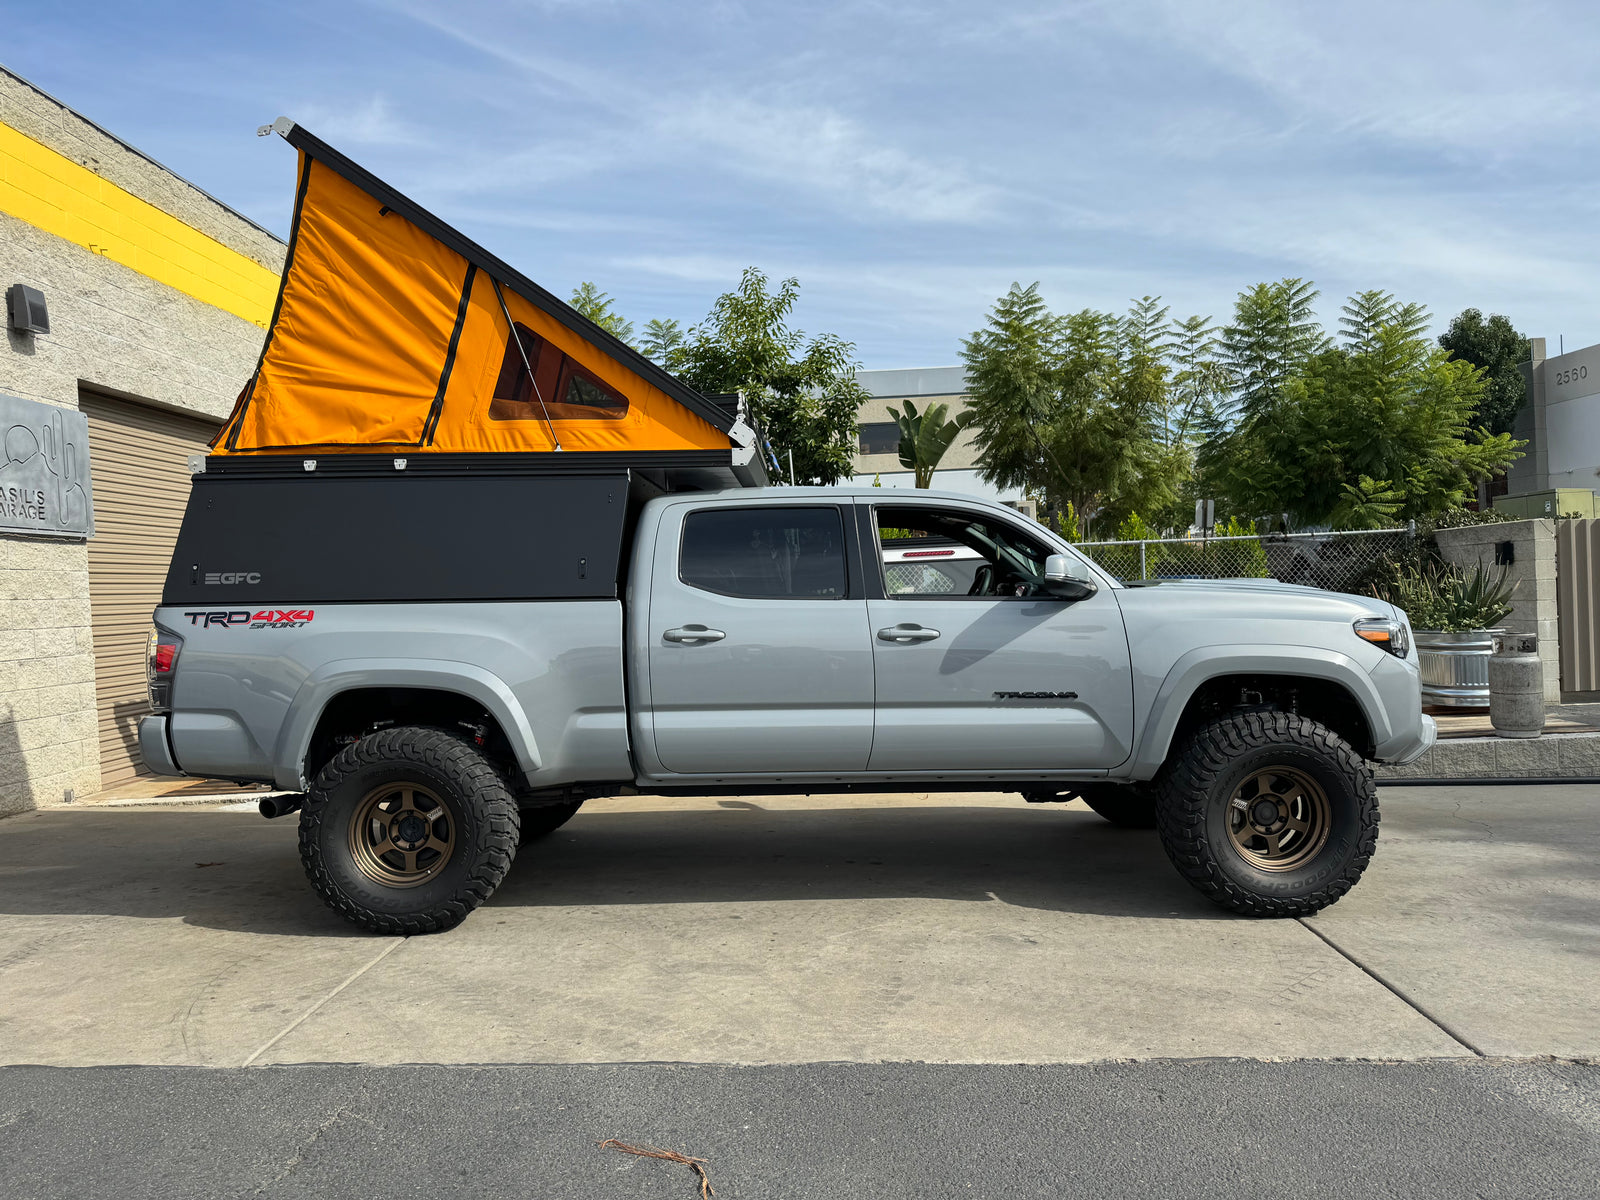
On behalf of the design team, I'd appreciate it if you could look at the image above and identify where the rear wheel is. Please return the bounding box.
[1155,710,1377,917]
[299,726,520,934]
[519,799,584,844]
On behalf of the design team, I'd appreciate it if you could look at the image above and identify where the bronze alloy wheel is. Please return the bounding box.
[346,782,457,889]
[1226,766,1332,872]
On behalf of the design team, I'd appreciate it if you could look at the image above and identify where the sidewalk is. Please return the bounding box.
[1,783,1595,1067]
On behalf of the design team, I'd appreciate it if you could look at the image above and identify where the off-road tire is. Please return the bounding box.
[1155,710,1377,917]
[519,799,584,844]
[299,726,520,935]
[1074,784,1158,829]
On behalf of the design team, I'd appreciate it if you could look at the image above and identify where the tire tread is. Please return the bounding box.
[298,726,520,935]
[1155,710,1377,917]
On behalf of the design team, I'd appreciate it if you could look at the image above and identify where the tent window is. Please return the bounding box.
[554,362,628,420]
[489,322,628,422]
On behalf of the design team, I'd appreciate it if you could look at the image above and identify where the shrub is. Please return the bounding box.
[1380,561,1514,631]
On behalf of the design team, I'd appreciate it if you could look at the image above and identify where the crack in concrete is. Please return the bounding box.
[1296,918,1485,1056]
[239,937,407,1067]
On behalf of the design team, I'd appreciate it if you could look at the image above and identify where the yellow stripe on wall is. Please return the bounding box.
[0,121,280,329]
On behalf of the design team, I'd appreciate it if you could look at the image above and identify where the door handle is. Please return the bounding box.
[877,624,941,643]
[663,625,726,643]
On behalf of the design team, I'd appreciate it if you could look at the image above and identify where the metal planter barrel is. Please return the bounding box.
[1415,628,1505,708]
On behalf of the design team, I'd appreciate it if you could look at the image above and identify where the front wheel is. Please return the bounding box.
[299,726,520,934]
[1156,711,1377,917]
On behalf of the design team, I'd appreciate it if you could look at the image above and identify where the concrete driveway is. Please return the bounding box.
[0,784,1594,1068]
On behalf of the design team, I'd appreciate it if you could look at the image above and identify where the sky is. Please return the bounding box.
[5,0,1598,368]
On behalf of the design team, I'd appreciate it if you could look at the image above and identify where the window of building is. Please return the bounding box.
[680,506,848,599]
[875,506,1054,598]
[858,422,901,455]
[490,323,628,421]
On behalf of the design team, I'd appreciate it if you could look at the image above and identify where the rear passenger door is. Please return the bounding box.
[643,502,875,775]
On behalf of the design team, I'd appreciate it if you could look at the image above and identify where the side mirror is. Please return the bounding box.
[1043,553,1098,600]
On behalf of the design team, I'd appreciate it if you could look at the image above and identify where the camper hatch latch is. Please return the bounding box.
[394,458,408,471]
[302,459,316,472]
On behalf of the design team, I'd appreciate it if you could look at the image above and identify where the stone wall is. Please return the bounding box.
[1434,519,1560,703]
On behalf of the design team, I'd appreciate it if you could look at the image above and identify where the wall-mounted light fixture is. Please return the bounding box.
[7,284,49,335]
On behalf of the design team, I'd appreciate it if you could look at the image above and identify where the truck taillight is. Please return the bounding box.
[147,628,182,712]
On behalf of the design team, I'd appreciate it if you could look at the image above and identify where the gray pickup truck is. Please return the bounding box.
[140,472,1433,933]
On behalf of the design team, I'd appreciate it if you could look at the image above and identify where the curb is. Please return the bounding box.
[1377,730,1600,783]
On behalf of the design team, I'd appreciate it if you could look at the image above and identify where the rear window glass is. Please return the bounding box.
[680,507,848,599]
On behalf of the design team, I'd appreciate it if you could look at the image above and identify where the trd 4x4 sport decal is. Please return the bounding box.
[182,610,315,629]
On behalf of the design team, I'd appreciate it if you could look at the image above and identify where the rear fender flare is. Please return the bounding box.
[272,659,541,791]
[1129,645,1389,779]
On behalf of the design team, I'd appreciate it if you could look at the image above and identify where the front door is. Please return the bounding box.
[645,501,875,774]
[865,502,1135,772]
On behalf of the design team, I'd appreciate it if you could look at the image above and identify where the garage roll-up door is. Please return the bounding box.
[82,392,220,787]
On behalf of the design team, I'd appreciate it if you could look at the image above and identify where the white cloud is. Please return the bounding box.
[290,95,424,148]
[651,94,1000,223]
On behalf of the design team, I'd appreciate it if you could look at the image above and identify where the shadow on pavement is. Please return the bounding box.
[2,787,1595,942]
[0,804,1215,933]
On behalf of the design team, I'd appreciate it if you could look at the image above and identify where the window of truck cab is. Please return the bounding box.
[678,506,850,600]
[872,504,1055,599]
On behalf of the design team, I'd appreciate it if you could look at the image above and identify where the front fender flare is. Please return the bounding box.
[1128,645,1390,779]
[272,659,541,791]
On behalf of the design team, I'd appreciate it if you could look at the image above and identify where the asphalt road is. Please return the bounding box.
[5,1059,1599,1199]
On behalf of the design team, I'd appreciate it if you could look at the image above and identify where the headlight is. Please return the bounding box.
[1354,616,1409,658]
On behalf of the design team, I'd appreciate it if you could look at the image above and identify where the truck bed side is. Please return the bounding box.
[154,600,630,792]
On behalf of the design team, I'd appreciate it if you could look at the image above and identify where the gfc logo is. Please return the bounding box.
[203,571,262,585]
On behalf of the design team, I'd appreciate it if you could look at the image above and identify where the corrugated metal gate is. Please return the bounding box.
[1556,518,1600,694]
[81,392,217,787]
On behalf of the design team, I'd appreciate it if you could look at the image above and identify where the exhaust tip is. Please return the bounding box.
[259,794,304,820]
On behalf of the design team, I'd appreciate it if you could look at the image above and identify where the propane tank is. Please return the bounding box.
[1488,632,1544,739]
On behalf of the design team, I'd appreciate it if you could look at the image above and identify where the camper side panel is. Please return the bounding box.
[162,470,632,606]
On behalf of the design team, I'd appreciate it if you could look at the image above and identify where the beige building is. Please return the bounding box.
[0,68,284,813]
[851,366,1024,505]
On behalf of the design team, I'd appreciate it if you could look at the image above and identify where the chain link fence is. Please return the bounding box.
[1076,527,1419,593]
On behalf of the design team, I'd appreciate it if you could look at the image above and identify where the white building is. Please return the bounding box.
[850,366,1026,505]
[1509,337,1600,498]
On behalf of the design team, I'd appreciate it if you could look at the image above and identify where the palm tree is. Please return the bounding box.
[889,400,972,488]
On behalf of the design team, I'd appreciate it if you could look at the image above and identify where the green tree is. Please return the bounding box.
[1339,290,1429,352]
[1438,308,1532,436]
[1167,315,1228,445]
[569,282,635,346]
[1331,475,1405,530]
[1202,297,1522,526]
[659,267,867,485]
[640,317,684,362]
[962,283,1173,538]
[1219,278,1331,422]
[887,399,971,488]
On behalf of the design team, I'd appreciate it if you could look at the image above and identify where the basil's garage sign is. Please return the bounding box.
[0,392,94,538]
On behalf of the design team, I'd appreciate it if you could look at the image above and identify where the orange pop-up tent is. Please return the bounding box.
[216,118,760,479]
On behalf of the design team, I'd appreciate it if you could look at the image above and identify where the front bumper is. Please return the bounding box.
[1368,652,1436,765]
[137,715,186,777]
